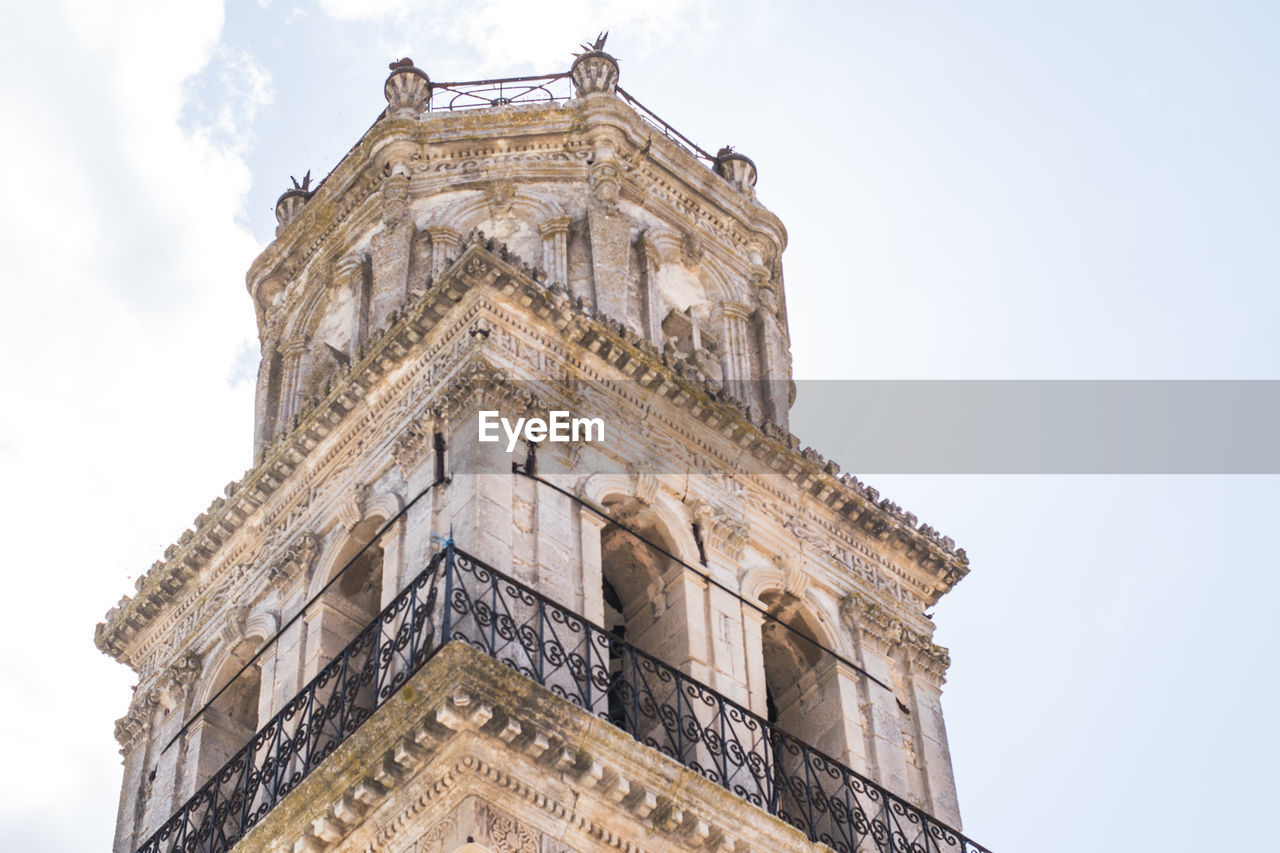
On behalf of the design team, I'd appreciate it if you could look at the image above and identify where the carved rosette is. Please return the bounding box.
[384,57,431,119]
[714,149,758,197]
[570,51,619,96]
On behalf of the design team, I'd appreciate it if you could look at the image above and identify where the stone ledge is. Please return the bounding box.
[237,642,816,853]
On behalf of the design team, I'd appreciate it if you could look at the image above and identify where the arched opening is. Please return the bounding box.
[189,642,262,789]
[303,518,386,681]
[597,498,694,758]
[335,532,384,624]
[758,590,834,821]
[759,590,825,736]
[599,500,677,656]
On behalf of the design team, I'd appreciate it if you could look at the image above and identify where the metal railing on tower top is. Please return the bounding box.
[137,544,991,853]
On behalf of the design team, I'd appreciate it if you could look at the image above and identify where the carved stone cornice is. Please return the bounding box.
[268,532,320,591]
[391,417,436,477]
[839,591,950,682]
[246,89,787,331]
[154,651,202,712]
[238,643,814,853]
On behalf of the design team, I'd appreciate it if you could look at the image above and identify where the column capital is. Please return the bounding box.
[539,216,572,237]
[426,225,461,245]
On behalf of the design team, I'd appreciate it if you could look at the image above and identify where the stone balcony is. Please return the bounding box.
[135,546,989,853]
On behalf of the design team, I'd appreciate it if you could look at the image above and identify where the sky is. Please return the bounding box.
[0,1,1276,851]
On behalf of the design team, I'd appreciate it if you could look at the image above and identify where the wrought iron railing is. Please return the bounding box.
[616,87,718,165]
[138,545,991,853]
[412,72,717,167]
[135,552,446,853]
[427,74,573,112]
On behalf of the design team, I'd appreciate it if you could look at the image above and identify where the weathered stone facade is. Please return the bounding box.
[98,47,975,853]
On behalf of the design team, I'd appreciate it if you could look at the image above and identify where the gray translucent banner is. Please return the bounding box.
[449,380,1280,475]
[789,380,1280,474]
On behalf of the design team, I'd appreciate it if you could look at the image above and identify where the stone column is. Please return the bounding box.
[278,337,308,425]
[777,655,874,776]
[752,275,790,428]
[302,600,367,681]
[906,648,963,826]
[578,509,609,624]
[694,503,751,703]
[426,225,461,278]
[334,254,367,356]
[539,216,571,286]
[378,516,407,609]
[635,233,664,344]
[253,338,281,450]
[369,167,413,332]
[180,710,252,800]
[718,301,753,406]
[585,127,630,322]
[532,479,576,604]
[112,702,158,853]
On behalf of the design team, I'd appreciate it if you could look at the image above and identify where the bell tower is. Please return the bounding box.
[98,41,989,853]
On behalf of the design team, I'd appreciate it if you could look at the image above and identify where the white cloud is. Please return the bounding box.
[318,0,701,69]
[0,0,265,831]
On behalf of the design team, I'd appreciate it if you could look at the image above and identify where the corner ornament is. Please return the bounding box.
[571,33,619,96]
[275,170,312,230]
[714,146,758,197]
[385,57,432,119]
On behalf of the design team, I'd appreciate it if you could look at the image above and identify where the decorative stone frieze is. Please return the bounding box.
[839,589,950,681]
[155,651,201,711]
[268,532,320,590]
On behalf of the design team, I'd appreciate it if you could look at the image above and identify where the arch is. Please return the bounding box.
[425,188,567,270]
[300,513,392,683]
[700,254,750,307]
[306,509,391,602]
[187,631,268,790]
[739,567,847,657]
[427,187,567,234]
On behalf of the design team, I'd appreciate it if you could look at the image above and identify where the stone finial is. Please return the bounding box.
[384,57,431,119]
[275,171,312,230]
[714,147,758,196]
[571,33,619,96]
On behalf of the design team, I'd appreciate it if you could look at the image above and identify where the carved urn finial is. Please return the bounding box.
[571,32,619,96]
[275,170,312,230]
[714,146,758,196]
[384,57,431,119]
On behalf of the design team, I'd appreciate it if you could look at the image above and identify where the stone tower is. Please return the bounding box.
[98,44,989,853]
